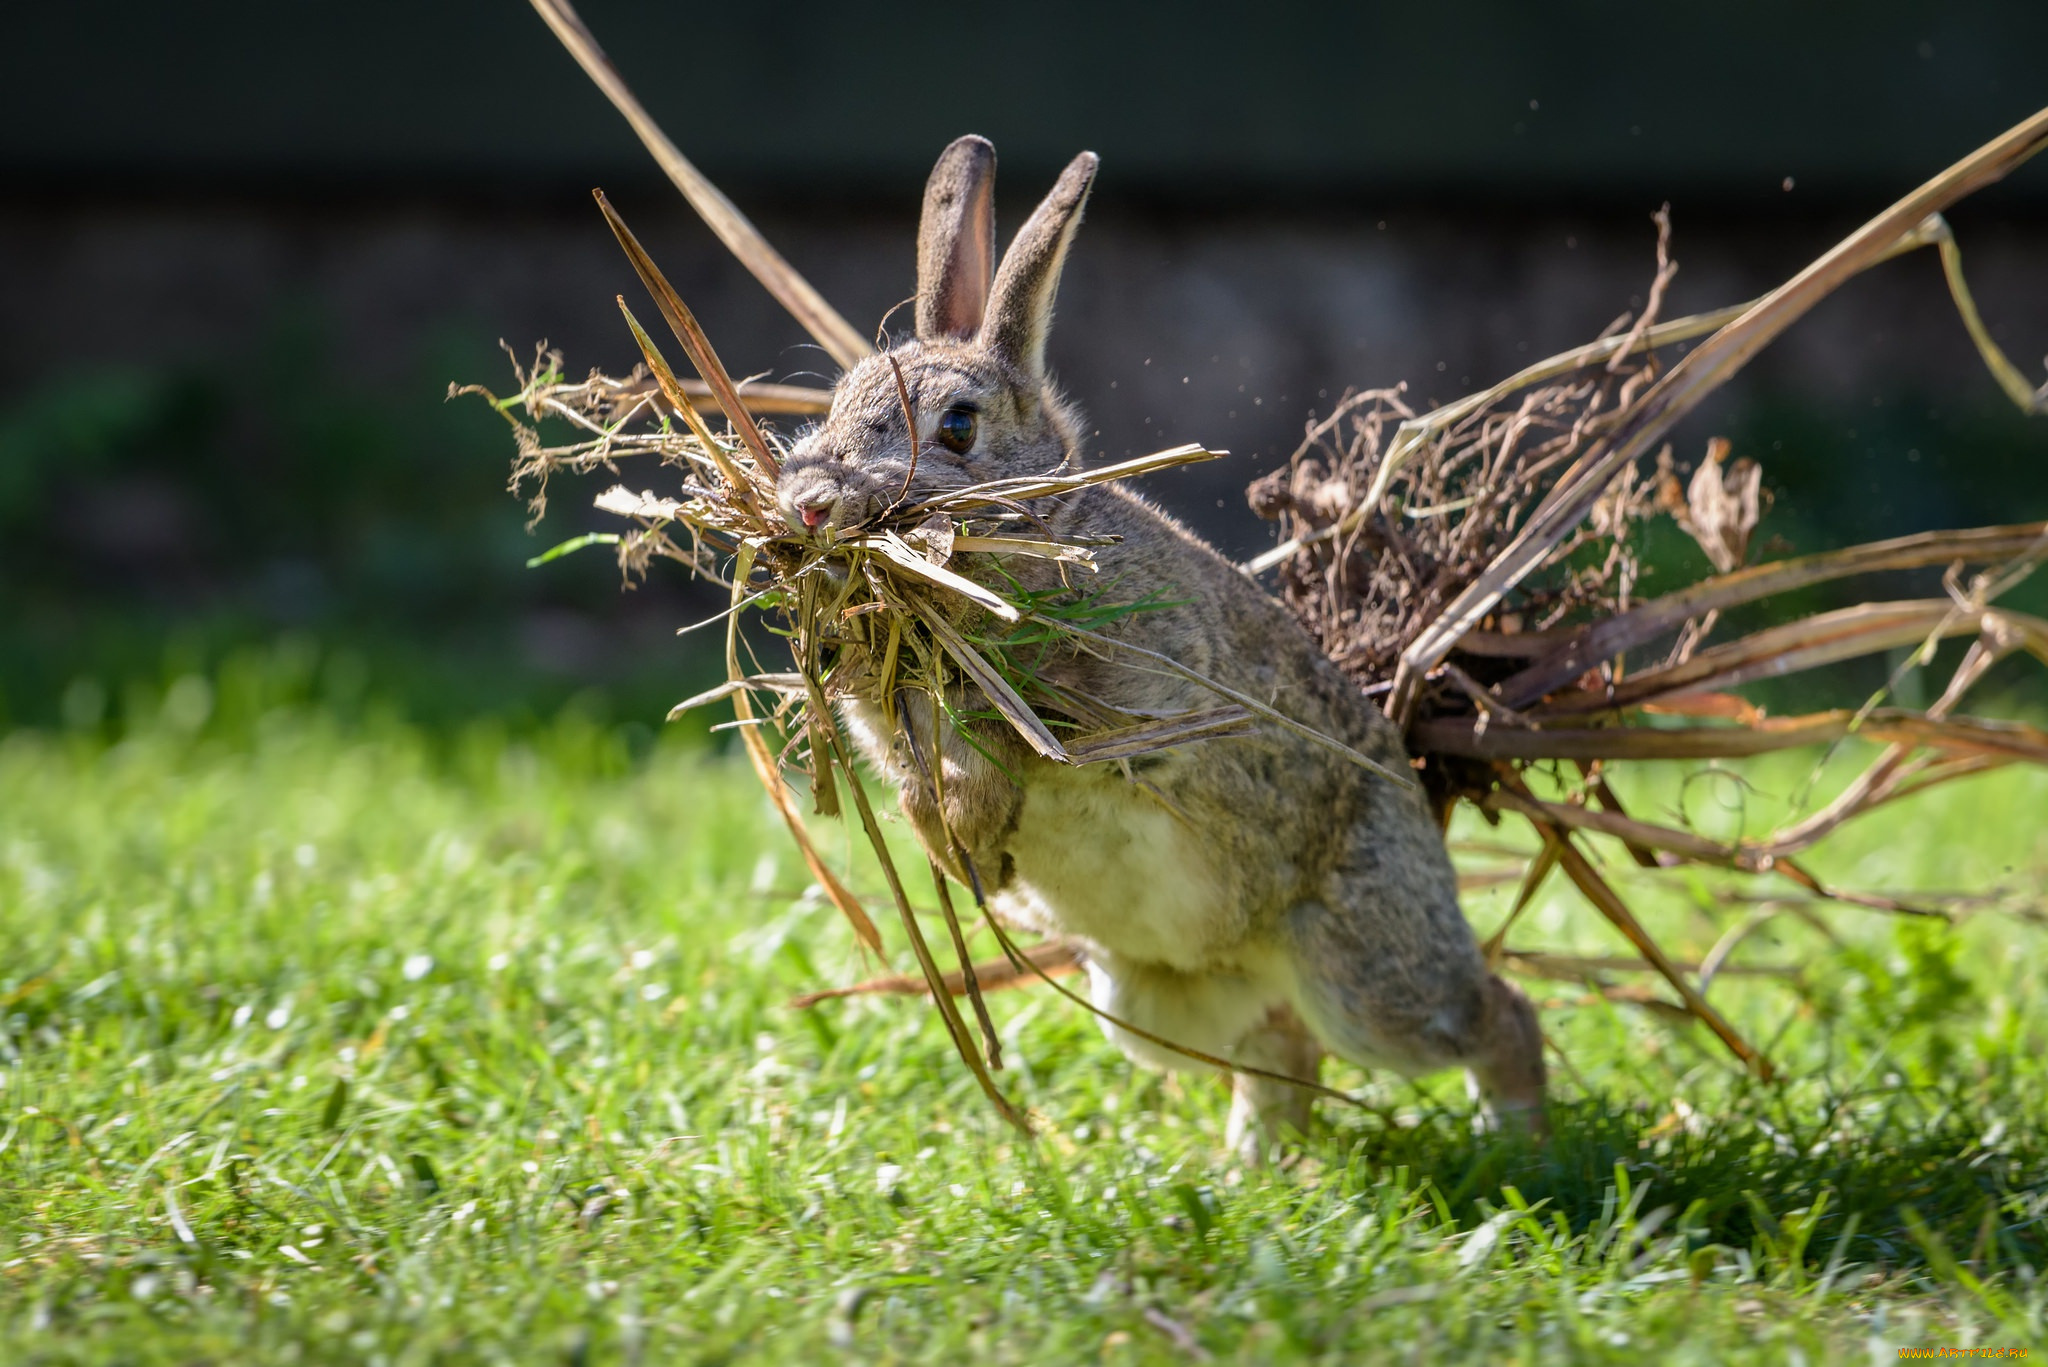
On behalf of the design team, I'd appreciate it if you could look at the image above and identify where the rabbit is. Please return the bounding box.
[775,135,1546,1159]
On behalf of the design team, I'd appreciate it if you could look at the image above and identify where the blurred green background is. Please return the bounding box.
[4,0,2045,736]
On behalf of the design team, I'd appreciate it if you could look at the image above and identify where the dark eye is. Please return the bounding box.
[934,406,977,455]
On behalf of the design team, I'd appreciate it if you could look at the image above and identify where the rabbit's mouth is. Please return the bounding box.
[776,466,888,543]
[789,493,838,534]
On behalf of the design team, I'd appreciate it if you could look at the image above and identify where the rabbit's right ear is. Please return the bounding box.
[915,136,998,343]
[981,151,1098,384]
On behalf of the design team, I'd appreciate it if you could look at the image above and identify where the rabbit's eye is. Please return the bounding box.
[934,406,978,455]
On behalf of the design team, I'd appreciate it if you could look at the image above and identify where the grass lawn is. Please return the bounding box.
[4,660,2048,1363]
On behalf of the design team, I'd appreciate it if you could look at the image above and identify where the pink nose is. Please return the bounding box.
[797,500,832,530]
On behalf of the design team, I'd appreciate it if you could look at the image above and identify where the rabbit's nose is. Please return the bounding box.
[795,497,835,530]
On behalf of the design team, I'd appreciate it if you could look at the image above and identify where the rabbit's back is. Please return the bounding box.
[974,483,1463,973]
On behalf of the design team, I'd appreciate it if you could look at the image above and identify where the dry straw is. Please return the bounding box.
[501,0,2048,1111]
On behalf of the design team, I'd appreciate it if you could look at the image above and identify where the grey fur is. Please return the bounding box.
[915,135,997,342]
[776,141,1546,1158]
[981,150,1097,382]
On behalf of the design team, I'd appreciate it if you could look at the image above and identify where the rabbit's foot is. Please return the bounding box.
[1466,1067,1551,1141]
[1465,973,1549,1138]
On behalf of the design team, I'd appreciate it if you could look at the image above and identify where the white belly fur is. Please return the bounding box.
[995,768,1240,972]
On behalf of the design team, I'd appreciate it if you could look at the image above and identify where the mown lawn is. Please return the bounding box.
[4,659,2048,1363]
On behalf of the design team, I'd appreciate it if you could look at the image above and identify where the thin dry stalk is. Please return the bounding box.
[788,938,1083,1008]
[723,549,880,952]
[1497,521,2048,706]
[815,705,1032,1131]
[1479,843,1560,966]
[526,0,872,368]
[597,192,780,474]
[930,857,1002,1070]
[978,893,1371,1110]
[1546,827,1776,1080]
[1930,214,2048,415]
[1414,709,2048,764]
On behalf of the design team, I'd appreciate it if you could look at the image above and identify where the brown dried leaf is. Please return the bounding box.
[1669,438,1765,573]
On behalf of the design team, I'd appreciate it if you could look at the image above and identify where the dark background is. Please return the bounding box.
[5,0,2046,735]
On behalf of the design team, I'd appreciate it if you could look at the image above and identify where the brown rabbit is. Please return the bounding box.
[776,136,1545,1158]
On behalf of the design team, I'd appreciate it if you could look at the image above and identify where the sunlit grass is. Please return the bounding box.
[3,659,2048,1363]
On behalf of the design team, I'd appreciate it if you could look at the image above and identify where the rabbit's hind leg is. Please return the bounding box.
[1224,1004,1323,1165]
[1083,949,1316,1158]
[1283,890,1547,1134]
[1082,950,1283,1073]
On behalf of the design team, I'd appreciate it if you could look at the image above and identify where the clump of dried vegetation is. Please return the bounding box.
[1240,196,2048,1075]
[485,0,2048,1110]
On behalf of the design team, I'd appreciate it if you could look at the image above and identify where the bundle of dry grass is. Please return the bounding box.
[500,0,2048,1106]
[1247,208,1696,688]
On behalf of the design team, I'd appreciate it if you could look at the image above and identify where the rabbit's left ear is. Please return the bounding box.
[916,136,998,342]
[982,151,1098,382]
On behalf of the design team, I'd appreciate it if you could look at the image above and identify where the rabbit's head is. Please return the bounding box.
[777,137,1098,539]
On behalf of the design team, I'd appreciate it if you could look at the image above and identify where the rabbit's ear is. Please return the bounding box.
[981,151,1098,381]
[916,136,998,342]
